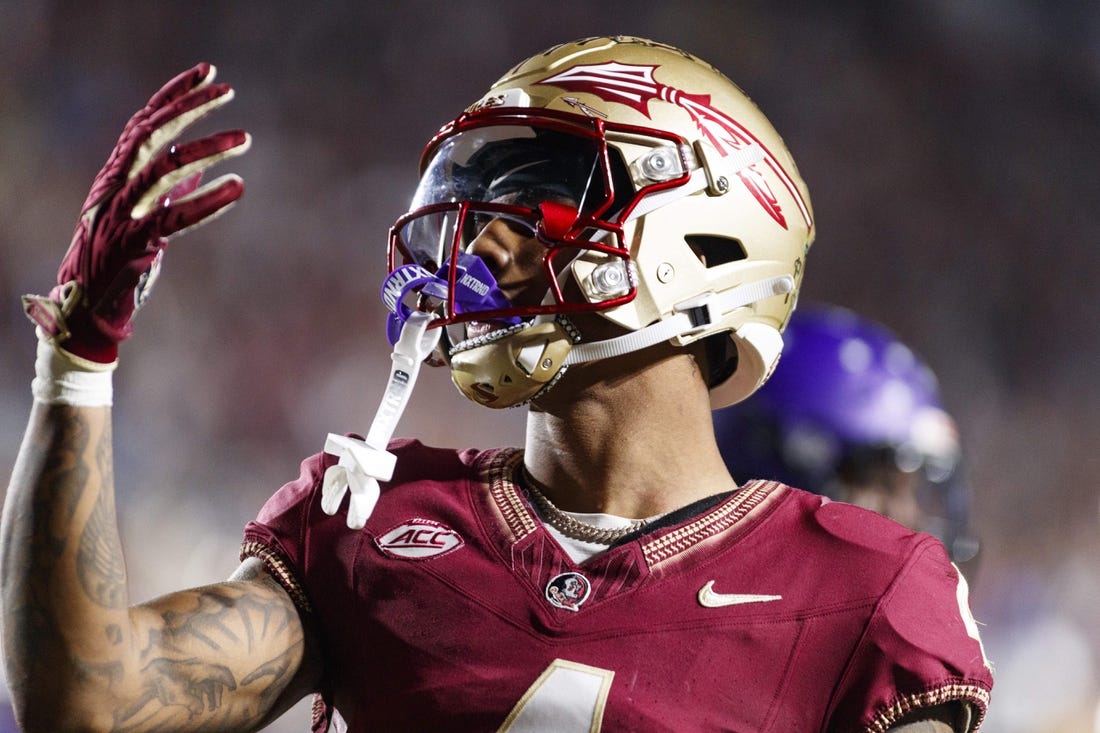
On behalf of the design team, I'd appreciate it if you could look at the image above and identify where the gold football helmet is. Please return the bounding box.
[388,36,814,408]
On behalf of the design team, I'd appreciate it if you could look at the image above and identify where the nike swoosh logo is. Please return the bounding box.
[698,580,782,608]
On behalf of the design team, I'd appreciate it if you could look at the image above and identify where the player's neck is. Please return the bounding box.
[523,345,736,519]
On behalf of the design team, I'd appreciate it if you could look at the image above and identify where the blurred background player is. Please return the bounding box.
[713,303,980,569]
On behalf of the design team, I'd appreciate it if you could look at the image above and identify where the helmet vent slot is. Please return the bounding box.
[684,235,748,268]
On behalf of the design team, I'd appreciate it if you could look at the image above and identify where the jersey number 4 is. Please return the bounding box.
[497,659,614,732]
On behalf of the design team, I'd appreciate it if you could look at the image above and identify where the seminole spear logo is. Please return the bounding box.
[537,61,813,232]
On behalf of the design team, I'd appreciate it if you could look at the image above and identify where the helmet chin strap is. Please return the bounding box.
[564,274,794,366]
[321,311,441,529]
[320,253,526,521]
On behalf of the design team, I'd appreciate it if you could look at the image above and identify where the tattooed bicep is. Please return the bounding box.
[123,570,311,730]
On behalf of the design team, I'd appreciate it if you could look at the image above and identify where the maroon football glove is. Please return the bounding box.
[22,62,250,363]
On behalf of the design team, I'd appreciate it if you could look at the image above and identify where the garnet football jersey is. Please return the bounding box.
[242,439,992,732]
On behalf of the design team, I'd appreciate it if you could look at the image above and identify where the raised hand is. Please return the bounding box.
[22,62,250,363]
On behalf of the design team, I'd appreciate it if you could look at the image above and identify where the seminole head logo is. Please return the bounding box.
[545,571,592,612]
[536,62,813,233]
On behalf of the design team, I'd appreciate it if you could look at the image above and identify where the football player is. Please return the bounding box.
[712,303,980,568]
[3,37,992,732]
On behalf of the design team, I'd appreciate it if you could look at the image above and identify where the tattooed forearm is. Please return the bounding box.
[2,405,126,730]
[31,408,93,563]
[4,404,310,732]
[78,415,125,607]
[77,486,127,608]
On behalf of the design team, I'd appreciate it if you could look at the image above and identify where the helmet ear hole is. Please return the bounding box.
[684,234,748,268]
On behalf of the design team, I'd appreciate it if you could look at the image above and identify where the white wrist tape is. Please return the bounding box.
[31,336,117,407]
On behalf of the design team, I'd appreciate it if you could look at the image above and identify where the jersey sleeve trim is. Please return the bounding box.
[240,539,314,614]
[863,682,990,733]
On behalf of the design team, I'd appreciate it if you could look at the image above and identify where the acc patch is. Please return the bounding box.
[375,518,464,560]
[545,571,592,612]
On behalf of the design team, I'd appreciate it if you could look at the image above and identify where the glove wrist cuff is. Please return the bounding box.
[23,284,121,364]
[32,336,116,407]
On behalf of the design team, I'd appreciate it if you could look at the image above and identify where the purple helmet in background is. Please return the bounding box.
[713,303,978,562]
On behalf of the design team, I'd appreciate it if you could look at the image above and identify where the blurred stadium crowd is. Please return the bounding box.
[1,2,1098,730]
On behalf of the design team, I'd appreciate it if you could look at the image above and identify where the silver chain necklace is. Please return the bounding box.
[521,468,649,545]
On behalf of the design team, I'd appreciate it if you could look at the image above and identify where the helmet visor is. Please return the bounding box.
[397,124,615,270]
[388,122,635,327]
[417,124,612,211]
